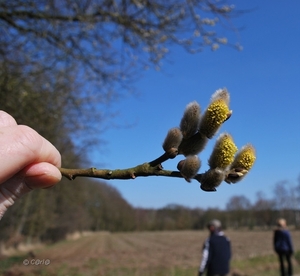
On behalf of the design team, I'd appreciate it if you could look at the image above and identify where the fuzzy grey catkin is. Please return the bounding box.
[162,127,183,158]
[177,155,201,182]
[180,101,201,139]
[178,132,208,156]
[199,168,226,191]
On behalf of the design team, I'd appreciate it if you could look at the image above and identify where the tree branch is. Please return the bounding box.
[59,162,227,193]
[60,162,187,181]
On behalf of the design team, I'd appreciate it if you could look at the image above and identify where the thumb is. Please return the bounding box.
[22,162,62,189]
[0,162,61,219]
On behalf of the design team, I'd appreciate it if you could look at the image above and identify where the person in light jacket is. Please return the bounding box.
[198,219,231,276]
[273,218,294,276]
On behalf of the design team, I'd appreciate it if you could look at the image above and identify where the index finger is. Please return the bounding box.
[0,111,17,127]
[0,125,61,184]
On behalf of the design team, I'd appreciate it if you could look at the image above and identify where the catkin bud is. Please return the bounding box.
[208,133,238,169]
[226,144,256,183]
[177,155,201,182]
[198,98,231,139]
[178,132,208,156]
[162,127,183,158]
[211,88,230,105]
[180,101,201,139]
[199,168,226,191]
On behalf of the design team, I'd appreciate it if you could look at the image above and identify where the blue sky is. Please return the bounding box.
[92,1,300,209]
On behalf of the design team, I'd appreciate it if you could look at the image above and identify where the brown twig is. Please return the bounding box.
[60,163,185,181]
[148,152,170,167]
[59,165,225,192]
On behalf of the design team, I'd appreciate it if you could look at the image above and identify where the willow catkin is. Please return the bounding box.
[211,88,230,105]
[226,144,256,183]
[199,168,226,191]
[177,155,201,182]
[162,127,183,158]
[179,101,201,139]
[198,99,231,139]
[208,133,237,169]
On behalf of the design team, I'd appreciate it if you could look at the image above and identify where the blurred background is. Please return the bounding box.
[0,1,300,275]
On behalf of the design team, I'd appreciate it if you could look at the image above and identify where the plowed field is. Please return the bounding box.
[2,230,300,276]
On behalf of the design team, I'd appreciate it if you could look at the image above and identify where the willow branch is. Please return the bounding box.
[58,89,255,193]
[59,162,250,192]
[148,152,171,167]
[60,162,186,180]
[59,164,225,192]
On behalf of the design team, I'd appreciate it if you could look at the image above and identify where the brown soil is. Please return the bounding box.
[3,230,300,275]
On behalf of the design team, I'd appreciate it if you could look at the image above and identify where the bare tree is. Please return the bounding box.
[273,178,300,228]
[252,192,276,228]
[273,180,293,211]
[226,195,252,229]
[226,195,251,211]
[0,0,242,87]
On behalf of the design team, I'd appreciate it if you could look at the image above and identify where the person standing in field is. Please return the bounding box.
[198,219,231,276]
[273,218,294,276]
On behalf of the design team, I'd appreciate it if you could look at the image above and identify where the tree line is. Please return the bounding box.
[1,175,299,247]
[133,180,300,232]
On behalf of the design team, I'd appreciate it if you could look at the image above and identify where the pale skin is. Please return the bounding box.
[0,111,62,219]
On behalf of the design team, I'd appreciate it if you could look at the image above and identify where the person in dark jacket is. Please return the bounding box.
[273,218,294,276]
[198,219,231,276]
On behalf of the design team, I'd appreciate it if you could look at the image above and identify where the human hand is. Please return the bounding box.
[0,111,62,219]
